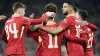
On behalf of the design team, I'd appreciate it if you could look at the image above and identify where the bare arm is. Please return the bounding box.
[29,12,55,24]
[39,26,64,34]
[30,14,48,24]
[37,19,70,34]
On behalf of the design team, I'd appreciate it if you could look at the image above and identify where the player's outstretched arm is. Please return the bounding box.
[29,12,55,24]
[87,23,98,31]
[63,31,87,44]
[81,21,98,31]
[34,20,70,35]
[35,25,64,35]
[29,14,47,24]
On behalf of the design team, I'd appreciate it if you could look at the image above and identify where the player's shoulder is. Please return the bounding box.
[67,16,77,19]
[66,16,77,23]
[5,17,14,24]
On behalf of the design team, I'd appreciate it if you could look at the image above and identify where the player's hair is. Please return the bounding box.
[66,1,78,11]
[43,3,57,26]
[12,2,26,12]
[79,10,88,20]
[45,3,57,13]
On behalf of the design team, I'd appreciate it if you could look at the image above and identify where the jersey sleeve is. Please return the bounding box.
[25,25,39,42]
[88,22,98,31]
[2,29,7,43]
[59,16,75,30]
[66,16,76,25]
[20,14,47,25]
[63,31,87,44]
[59,19,70,30]
[19,17,31,25]
[29,14,47,24]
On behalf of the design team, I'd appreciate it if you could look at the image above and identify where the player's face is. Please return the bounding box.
[62,3,70,15]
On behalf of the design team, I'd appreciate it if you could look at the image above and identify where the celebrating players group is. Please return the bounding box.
[0,1,98,56]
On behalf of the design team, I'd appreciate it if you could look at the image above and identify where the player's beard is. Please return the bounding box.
[63,12,68,15]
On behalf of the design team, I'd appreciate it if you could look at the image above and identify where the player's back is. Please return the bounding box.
[4,16,26,55]
[65,16,84,53]
[38,23,64,56]
[81,26,95,56]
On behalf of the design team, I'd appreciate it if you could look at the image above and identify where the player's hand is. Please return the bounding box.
[81,21,88,26]
[0,15,6,20]
[45,12,55,17]
[30,13,34,19]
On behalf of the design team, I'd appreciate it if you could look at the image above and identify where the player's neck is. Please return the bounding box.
[46,20,55,25]
[66,10,75,17]
[12,13,23,17]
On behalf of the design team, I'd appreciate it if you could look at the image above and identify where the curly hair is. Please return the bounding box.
[45,3,57,13]
[79,10,88,20]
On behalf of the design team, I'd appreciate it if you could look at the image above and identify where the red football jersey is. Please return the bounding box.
[2,14,47,55]
[26,21,86,56]
[60,16,84,53]
[2,16,29,55]
[81,26,95,56]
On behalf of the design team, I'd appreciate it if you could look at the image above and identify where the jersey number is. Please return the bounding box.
[87,33,93,48]
[48,34,58,48]
[38,34,58,48]
[5,23,18,40]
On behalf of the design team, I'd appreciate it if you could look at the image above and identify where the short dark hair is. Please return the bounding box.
[79,10,88,20]
[12,2,26,12]
[67,1,78,11]
[45,3,57,13]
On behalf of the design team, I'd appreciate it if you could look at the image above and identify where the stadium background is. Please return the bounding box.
[0,0,100,56]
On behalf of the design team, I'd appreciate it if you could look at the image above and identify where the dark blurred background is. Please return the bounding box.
[0,0,100,56]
